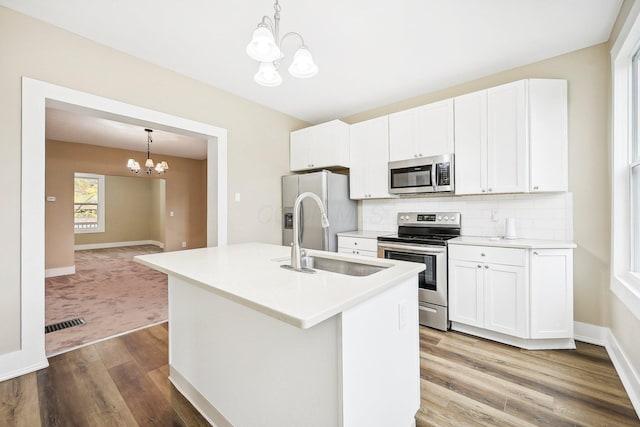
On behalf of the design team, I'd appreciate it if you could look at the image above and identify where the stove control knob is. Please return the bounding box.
[444,216,449,221]
[437,216,442,221]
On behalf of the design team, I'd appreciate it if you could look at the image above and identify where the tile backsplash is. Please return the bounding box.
[361,192,573,241]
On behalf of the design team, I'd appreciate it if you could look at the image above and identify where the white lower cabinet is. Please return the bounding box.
[338,236,378,258]
[449,244,574,349]
[530,249,574,339]
[449,246,527,338]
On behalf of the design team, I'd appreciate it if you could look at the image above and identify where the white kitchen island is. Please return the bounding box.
[135,242,425,427]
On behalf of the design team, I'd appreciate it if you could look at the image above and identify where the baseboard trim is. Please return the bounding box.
[573,321,608,346]
[169,365,233,427]
[45,265,76,278]
[605,329,640,419]
[0,354,48,383]
[573,321,640,418]
[74,240,164,251]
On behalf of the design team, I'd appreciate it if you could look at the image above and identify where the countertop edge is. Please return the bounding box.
[135,248,424,330]
[449,237,577,249]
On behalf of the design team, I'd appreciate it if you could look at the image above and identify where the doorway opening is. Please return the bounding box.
[17,77,228,373]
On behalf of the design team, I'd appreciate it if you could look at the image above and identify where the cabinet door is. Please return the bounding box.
[487,81,528,194]
[309,120,350,169]
[290,120,349,171]
[389,100,454,162]
[530,249,573,339]
[290,127,312,171]
[529,79,568,192]
[416,99,454,157]
[389,108,418,161]
[448,259,484,327]
[349,116,391,199]
[483,263,528,338]
[454,91,487,195]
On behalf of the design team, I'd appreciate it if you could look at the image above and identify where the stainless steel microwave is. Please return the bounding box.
[388,154,454,195]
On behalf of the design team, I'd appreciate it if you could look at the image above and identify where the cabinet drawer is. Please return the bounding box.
[448,245,526,266]
[338,236,378,252]
[338,247,377,258]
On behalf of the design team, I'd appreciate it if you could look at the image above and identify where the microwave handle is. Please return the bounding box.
[431,164,437,192]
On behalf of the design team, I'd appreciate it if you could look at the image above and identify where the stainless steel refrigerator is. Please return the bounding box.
[282,171,357,252]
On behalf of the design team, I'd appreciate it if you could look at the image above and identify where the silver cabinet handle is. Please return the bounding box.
[488,188,492,192]
[481,253,486,257]
[485,265,489,269]
[533,251,539,255]
[533,186,539,190]
[481,189,486,193]
[477,265,482,268]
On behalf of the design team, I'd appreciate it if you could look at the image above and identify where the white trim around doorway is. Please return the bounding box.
[0,77,228,382]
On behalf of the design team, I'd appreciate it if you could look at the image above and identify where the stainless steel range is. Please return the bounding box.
[377,212,461,331]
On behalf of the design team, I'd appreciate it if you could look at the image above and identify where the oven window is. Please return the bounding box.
[383,251,436,291]
[390,165,432,188]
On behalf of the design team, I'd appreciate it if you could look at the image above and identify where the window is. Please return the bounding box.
[632,49,640,273]
[74,173,105,233]
[611,4,640,319]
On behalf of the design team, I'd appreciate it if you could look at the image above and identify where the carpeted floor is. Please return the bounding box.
[45,245,168,356]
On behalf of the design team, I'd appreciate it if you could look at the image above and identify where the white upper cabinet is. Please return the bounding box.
[290,119,350,172]
[486,80,528,194]
[454,79,568,195]
[453,90,487,195]
[349,116,392,200]
[528,79,568,192]
[389,99,454,161]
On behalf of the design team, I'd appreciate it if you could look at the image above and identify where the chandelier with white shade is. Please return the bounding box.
[246,0,318,87]
[127,129,169,175]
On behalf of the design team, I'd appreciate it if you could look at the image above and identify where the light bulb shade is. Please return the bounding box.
[145,158,155,168]
[155,162,164,173]
[246,26,281,62]
[127,158,137,169]
[288,47,318,78]
[160,161,169,170]
[254,62,283,87]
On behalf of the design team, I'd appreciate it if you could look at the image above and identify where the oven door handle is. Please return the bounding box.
[377,243,446,255]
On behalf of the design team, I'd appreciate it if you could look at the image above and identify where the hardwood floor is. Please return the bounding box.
[1,323,638,426]
[1,323,209,427]
[416,327,640,427]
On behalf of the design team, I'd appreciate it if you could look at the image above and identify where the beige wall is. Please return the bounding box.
[344,44,612,328]
[75,176,162,246]
[45,139,207,269]
[0,6,306,355]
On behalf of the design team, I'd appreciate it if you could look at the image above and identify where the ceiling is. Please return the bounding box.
[2,0,624,136]
[46,108,208,159]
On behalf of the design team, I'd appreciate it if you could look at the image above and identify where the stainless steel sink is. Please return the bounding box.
[299,255,389,276]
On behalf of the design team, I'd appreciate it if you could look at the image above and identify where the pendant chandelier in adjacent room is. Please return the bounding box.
[246,0,318,87]
[127,128,169,175]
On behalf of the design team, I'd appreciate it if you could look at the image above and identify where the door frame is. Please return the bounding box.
[0,77,228,380]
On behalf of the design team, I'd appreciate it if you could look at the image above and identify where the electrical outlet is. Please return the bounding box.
[491,209,499,222]
[181,241,187,248]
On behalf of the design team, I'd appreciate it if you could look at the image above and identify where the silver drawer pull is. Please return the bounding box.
[481,253,486,256]
[477,265,482,268]
[485,265,489,269]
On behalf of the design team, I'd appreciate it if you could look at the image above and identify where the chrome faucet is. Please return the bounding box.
[282,191,330,273]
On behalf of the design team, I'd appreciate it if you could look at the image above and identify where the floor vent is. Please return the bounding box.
[45,317,86,334]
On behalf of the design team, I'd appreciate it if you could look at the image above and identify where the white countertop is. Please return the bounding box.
[449,236,577,249]
[135,242,424,329]
[337,230,394,239]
